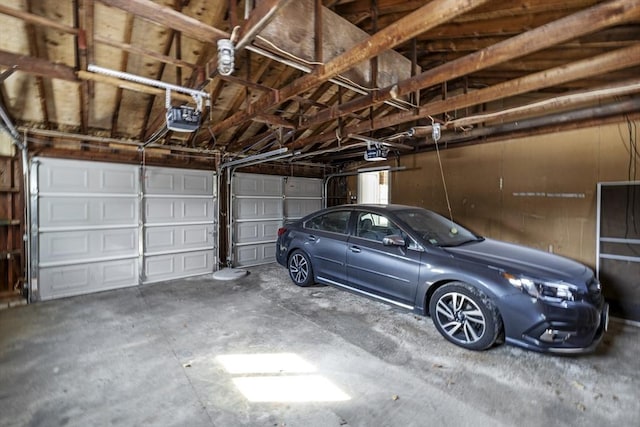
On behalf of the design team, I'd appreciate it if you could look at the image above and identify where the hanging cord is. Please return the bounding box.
[430,116,454,223]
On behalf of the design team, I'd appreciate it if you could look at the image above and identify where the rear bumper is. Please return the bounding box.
[275,241,287,267]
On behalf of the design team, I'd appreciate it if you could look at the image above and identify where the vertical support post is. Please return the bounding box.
[28,159,39,302]
[138,155,146,284]
[411,37,420,108]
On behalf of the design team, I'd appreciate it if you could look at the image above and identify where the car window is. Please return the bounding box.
[355,212,402,242]
[304,210,351,235]
[395,209,480,247]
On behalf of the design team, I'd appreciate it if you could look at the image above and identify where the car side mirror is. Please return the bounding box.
[383,234,406,247]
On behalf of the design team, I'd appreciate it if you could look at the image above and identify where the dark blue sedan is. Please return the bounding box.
[276,204,608,353]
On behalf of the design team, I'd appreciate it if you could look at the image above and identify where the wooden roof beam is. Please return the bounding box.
[236,0,296,50]
[209,0,491,135]
[447,79,640,129]
[0,50,77,81]
[291,43,640,150]
[303,0,640,129]
[0,4,78,34]
[94,36,197,69]
[97,0,229,44]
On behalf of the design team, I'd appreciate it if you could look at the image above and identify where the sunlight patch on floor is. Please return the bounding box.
[216,353,351,403]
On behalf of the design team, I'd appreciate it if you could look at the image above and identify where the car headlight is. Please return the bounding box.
[502,272,576,302]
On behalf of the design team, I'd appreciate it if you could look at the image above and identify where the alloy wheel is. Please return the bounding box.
[434,291,487,344]
[289,253,309,285]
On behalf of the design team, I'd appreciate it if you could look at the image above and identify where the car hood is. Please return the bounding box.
[444,238,588,282]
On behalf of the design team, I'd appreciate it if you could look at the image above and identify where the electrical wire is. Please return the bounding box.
[624,115,639,240]
[429,116,454,223]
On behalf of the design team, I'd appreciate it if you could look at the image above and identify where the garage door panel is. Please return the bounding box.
[101,260,138,286]
[39,258,138,300]
[285,177,323,198]
[145,198,213,224]
[234,220,280,244]
[145,225,214,254]
[285,199,322,219]
[32,159,218,300]
[144,251,214,283]
[39,159,139,194]
[40,228,137,264]
[231,174,322,267]
[142,166,217,284]
[40,197,137,228]
[145,167,214,196]
[234,173,283,196]
[234,198,282,220]
[235,243,277,267]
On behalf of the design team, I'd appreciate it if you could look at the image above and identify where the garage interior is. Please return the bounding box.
[0,1,639,426]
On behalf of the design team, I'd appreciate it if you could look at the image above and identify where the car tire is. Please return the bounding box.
[287,250,315,287]
[429,282,502,351]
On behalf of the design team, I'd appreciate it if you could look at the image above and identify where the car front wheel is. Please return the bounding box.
[287,250,315,287]
[429,282,502,351]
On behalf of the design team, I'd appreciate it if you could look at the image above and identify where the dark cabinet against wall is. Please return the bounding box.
[598,182,640,322]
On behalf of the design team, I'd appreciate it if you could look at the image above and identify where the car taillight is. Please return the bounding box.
[277,227,287,237]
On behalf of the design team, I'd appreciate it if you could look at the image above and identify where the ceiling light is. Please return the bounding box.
[218,39,235,76]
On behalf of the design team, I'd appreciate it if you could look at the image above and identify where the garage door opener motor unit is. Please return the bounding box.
[166,89,204,132]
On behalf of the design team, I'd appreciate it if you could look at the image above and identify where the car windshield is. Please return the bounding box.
[395,209,482,247]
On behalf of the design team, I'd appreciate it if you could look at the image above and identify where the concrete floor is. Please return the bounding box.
[1,264,638,427]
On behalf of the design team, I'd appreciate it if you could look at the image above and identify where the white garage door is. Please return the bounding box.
[30,159,217,300]
[284,176,323,221]
[143,166,217,283]
[232,173,322,267]
[32,158,140,301]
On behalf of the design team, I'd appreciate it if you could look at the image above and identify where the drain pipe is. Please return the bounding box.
[0,102,30,302]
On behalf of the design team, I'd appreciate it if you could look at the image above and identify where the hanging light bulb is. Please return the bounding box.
[217,39,235,76]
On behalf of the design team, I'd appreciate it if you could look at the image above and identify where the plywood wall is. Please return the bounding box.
[389,121,639,269]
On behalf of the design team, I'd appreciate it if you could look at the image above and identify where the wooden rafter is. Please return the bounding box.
[98,0,229,43]
[209,0,492,135]
[303,0,640,129]
[290,43,640,150]
[0,50,77,82]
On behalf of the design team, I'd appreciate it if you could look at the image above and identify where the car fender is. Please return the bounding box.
[413,261,513,316]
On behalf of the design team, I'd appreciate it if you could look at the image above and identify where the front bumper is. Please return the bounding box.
[502,295,609,354]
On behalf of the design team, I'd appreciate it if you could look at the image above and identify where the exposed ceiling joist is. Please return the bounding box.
[447,80,640,129]
[0,4,78,34]
[290,42,640,150]
[209,0,492,135]
[236,0,296,50]
[98,0,229,43]
[1,0,638,163]
[0,49,77,81]
[305,0,640,128]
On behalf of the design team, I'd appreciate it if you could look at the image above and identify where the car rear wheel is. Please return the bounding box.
[429,282,502,351]
[288,250,315,287]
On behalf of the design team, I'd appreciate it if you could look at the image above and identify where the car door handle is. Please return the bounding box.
[350,246,361,253]
[307,235,317,242]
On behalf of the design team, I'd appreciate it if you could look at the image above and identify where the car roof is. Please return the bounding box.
[325,204,424,213]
